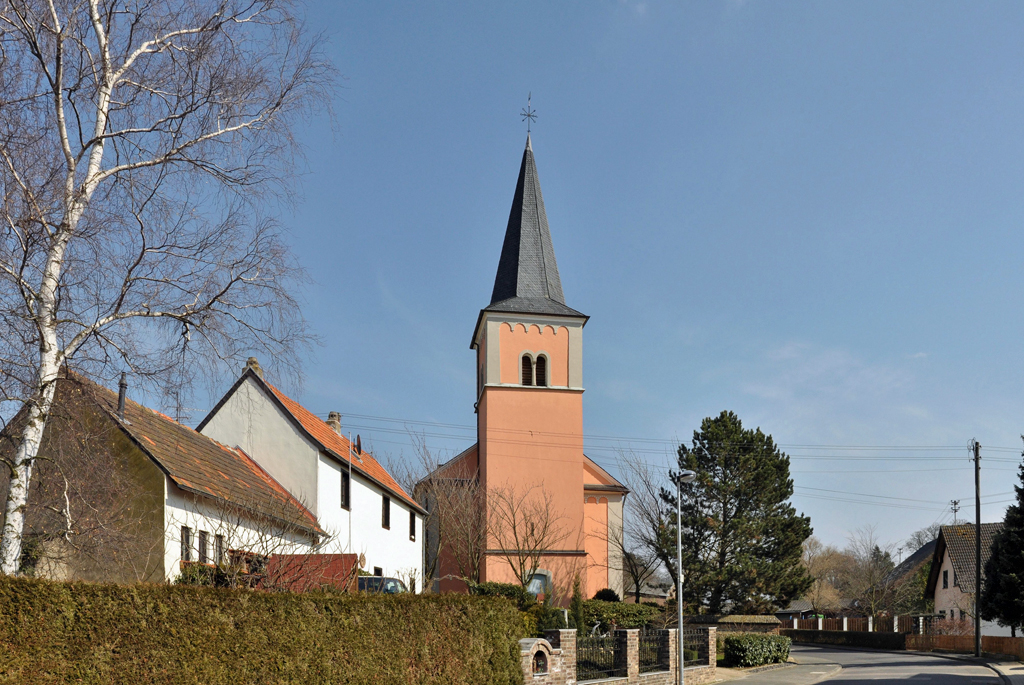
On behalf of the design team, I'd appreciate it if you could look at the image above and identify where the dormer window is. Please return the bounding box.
[521,354,534,386]
[535,356,547,387]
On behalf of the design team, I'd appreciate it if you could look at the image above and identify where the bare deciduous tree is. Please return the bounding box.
[801,536,847,615]
[488,481,573,589]
[611,450,670,603]
[0,0,333,573]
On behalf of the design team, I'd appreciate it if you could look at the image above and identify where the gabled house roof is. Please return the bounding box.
[198,368,426,515]
[49,371,321,535]
[925,522,1004,596]
[885,538,937,584]
[583,456,629,494]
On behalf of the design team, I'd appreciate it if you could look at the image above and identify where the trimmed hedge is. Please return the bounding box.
[781,628,906,650]
[0,576,524,685]
[583,599,659,631]
[723,634,791,667]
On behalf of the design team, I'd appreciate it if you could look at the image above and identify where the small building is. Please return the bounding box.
[1,370,322,583]
[924,522,1010,636]
[198,359,426,589]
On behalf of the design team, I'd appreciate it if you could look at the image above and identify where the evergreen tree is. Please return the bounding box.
[980,460,1024,635]
[660,411,812,614]
[569,574,586,632]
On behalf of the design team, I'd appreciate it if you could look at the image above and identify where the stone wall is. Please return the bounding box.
[519,627,717,685]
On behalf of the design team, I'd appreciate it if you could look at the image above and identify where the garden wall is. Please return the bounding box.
[0,576,523,685]
[782,629,906,650]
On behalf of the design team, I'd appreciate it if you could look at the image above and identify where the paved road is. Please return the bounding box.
[737,644,1004,685]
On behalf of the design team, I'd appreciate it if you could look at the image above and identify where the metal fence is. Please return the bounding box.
[638,633,670,674]
[576,636,624,682]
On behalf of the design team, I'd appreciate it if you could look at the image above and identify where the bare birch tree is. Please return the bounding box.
[0,0,332,574]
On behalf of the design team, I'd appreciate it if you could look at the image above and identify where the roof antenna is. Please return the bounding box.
[117,372,127,420]
[520,92,537,134]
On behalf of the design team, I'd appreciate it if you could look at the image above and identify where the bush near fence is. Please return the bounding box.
[723,634,791,667]
[0,576,524,685]
[782,629,906,651]
[583,599,659,631]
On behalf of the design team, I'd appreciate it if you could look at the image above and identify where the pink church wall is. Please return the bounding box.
[498,323,569,386]
[584,496,609,598]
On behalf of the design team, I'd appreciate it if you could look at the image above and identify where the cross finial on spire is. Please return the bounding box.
[520,92,537,133]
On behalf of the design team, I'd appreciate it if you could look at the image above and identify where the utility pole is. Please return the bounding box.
[950,499,960,525]
[972,439,981,658]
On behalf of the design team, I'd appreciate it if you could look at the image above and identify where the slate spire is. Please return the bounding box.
[487,135,582,317]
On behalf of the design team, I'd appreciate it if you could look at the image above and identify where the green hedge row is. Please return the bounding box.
[0,576,524,685]
[781,629,906,650]
[583,600,660,631]
[723,634,791,667]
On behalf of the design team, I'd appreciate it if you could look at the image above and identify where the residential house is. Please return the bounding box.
[0,370,321,583]
[197,359,426,590]
[421,135,628,603]
[925,522,1010,636]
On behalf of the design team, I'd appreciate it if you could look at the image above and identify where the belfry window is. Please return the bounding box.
[521,355,534,386]
[535,356,547,387]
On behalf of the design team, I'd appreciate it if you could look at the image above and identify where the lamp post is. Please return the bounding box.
[676,469,697,685]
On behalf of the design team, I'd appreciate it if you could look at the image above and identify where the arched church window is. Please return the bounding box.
[521,354,534,386]
[535,356,547,387]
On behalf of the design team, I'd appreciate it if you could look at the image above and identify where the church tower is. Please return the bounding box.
[428,135,625,601]
[470,135,592,595]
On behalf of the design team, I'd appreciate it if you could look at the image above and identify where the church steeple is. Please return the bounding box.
[487,136,584,318]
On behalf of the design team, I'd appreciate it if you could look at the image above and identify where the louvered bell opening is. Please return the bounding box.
[535,356,547,387]
[522,355,534,386]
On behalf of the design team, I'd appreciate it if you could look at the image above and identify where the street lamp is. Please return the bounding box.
[676,469,697,685]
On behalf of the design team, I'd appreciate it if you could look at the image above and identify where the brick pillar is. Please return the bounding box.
[667,629,678,682]
[613,629,638,682]
[554,629,575,684]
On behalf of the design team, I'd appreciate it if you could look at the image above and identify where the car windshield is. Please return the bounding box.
[383,579,405,593]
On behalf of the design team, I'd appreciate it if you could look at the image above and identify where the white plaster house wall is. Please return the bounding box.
[317,455,422,590]
[162,477,316,581]
[199,377,320,512]
[198,373,424,591]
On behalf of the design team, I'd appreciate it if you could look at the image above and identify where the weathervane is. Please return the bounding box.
[520,92,537,133]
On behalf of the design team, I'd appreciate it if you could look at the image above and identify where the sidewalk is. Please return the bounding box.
[987,659,1024,685]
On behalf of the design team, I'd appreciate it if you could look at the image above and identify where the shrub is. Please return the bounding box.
[469,580,534,611]
[583,599,659,632]
[592,588,620,602]
[723,634,791,667]
[0,575,524,685]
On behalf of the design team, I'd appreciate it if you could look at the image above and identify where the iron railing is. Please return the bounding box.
[576,635,624,681]
[638,633,669,673]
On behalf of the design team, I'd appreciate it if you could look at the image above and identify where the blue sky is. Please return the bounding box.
[196,1,1024,551]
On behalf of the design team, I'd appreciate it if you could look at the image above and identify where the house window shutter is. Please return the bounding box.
[521,355,533,386]
[181,526,192,562]
[382,495,391,529]
[535,356,547,387]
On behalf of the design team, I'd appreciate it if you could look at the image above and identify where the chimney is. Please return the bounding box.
[326,411,342,434]
[117,372,127,420]
[245,357,263,378]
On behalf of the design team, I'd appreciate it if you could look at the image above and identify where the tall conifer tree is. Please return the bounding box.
[660,411,812,614]
[980,459,1024,635]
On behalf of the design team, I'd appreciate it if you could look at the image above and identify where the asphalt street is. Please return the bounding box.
[737,644,1004,685]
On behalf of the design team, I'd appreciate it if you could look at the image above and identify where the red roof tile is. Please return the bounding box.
[259,379,422,512]
[62,372,321,535]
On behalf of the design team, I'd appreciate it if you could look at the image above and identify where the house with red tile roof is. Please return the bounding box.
[0,370,323,583]
[197,359,426,590]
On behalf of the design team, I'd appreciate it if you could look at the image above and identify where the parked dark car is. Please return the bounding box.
[357,576,407,594]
